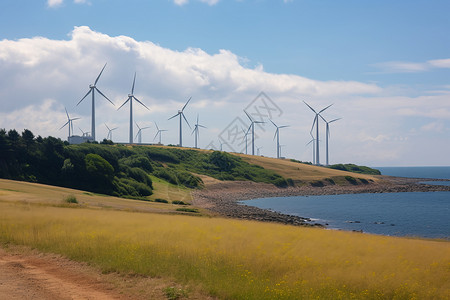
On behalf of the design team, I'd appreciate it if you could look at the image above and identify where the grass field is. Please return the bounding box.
[0,179,448,299]
[237,153,380,184]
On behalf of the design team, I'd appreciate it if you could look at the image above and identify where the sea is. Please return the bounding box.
[241,166,450,239]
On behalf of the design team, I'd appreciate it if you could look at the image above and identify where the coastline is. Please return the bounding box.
[192,176,450,226]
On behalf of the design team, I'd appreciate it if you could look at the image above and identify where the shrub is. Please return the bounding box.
[63,194,78,204]
[345,176,358,185]
[310,180,324,187]
[359,178,369,184]
[172,200,187,205]
[155,198,169,203]
[176,208,199,213]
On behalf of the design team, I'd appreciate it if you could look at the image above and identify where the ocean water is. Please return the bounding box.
[376,166,450,179]
[241,167,450,239]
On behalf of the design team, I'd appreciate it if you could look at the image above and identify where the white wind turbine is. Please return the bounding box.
[104,124,118,141]
[60,108,80,138]
[192,114,206,149]
[257,145,263,156]
[77,63,114,141]
[319,116,342,166]
[118,73,150,144]
[153,122,168,144]
[304,101,332,165]
[244,111,264,155]
[78,127,90,138]
[135,122,151,144]
[168,97,191,147]
[270,119,289,159]
[241,127,249,154]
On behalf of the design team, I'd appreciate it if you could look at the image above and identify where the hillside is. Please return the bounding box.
[0,129,381,203]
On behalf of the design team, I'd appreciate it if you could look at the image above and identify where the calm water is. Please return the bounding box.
[241,167,450,239]
[376,166,450,179]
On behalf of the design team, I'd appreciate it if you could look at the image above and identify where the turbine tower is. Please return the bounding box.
[192,114,206,149]
[241,128,249,154]
[304,101,332,165]
[244,111,264,155]
[168,97,191,147]
[153,122,168,144]
[270,119,289,159]
[319,116,341,166]
[104,124,118,141]
[257,145,263,156]
[60,108,80,138]
[135,122,151,144]
[77,63,114,141]
[118,73,150,144]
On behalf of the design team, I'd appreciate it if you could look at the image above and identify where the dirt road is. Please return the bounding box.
[0,246,179,300]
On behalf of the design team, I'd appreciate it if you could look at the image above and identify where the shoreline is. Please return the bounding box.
[192,176,450,226]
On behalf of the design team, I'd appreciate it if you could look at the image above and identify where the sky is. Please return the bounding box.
[0,0,449,167]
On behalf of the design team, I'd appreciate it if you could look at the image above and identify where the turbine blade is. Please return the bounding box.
[182,113,191,129]
[198,125,207,128]
[95,88,114,106]
[65,107,70,120]
[182,97,192,111]
[168,112,179,120]
[112,127,118,131]
[153,132,159,141]
[59,121,70,130]
[319,114,327,123]
[142,126,151,130]
[131,72,136,95]
[105,123,110,131]
[155,122,159,131]
[135,131,140,140]
[269,119,277,127]
[319,103,333,114]
[135,121,141,130]
[117,97,130,110]
[303,101,317,113]
[77,89,92,106]
[329,118,342,123]
[94,63,107,85]
[244,110,253,122]
[279,125,289,128]
[133,96,150,110]
[273,129,278,141]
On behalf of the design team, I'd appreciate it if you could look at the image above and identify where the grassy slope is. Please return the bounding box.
[0,179,448,299]
[235,153,380,183]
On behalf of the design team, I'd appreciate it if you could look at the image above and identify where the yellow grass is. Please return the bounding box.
[0,179,191,213]
[0,181,448,299]
[236,153,380,183]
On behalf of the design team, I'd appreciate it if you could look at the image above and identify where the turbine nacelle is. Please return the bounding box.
[128,94,133,97]
[89,84,95,89]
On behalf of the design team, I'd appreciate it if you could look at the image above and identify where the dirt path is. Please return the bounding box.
[0,247,129,300]
[0,246,192,300]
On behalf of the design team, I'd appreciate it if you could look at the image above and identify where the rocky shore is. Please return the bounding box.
[192,176,450,226]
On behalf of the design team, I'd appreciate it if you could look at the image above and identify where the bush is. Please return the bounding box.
[155,198,169,203]
[176,208,199,213]
[310,180,324,187]
[172,200,187,205]
[345,176,358,185]
[63,194,78,204]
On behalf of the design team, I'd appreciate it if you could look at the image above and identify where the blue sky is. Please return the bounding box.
[0,0,449,166]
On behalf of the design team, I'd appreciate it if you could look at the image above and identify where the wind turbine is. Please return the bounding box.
[218,140,224,151]
[306,137,316,165]
[118,73,150,144]
[257,145,263,156]
[153,122,168,144]
[104,124,118,141]
[77,63,114,141]
[241,127,249,154]
[304,101,332,165]
[279,144,286,158]
[319,116,341,166]
[168,97,191,147]
[270,119,289,159]
[192,114,206,149]
[135,122,151,144]
[60,108,80,138]
[244,110,264,155]
[78,127,90,137]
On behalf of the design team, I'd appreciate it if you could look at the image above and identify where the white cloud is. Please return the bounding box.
[373,58,450,73]
[47,0,63,8]
[0,26,448,166]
